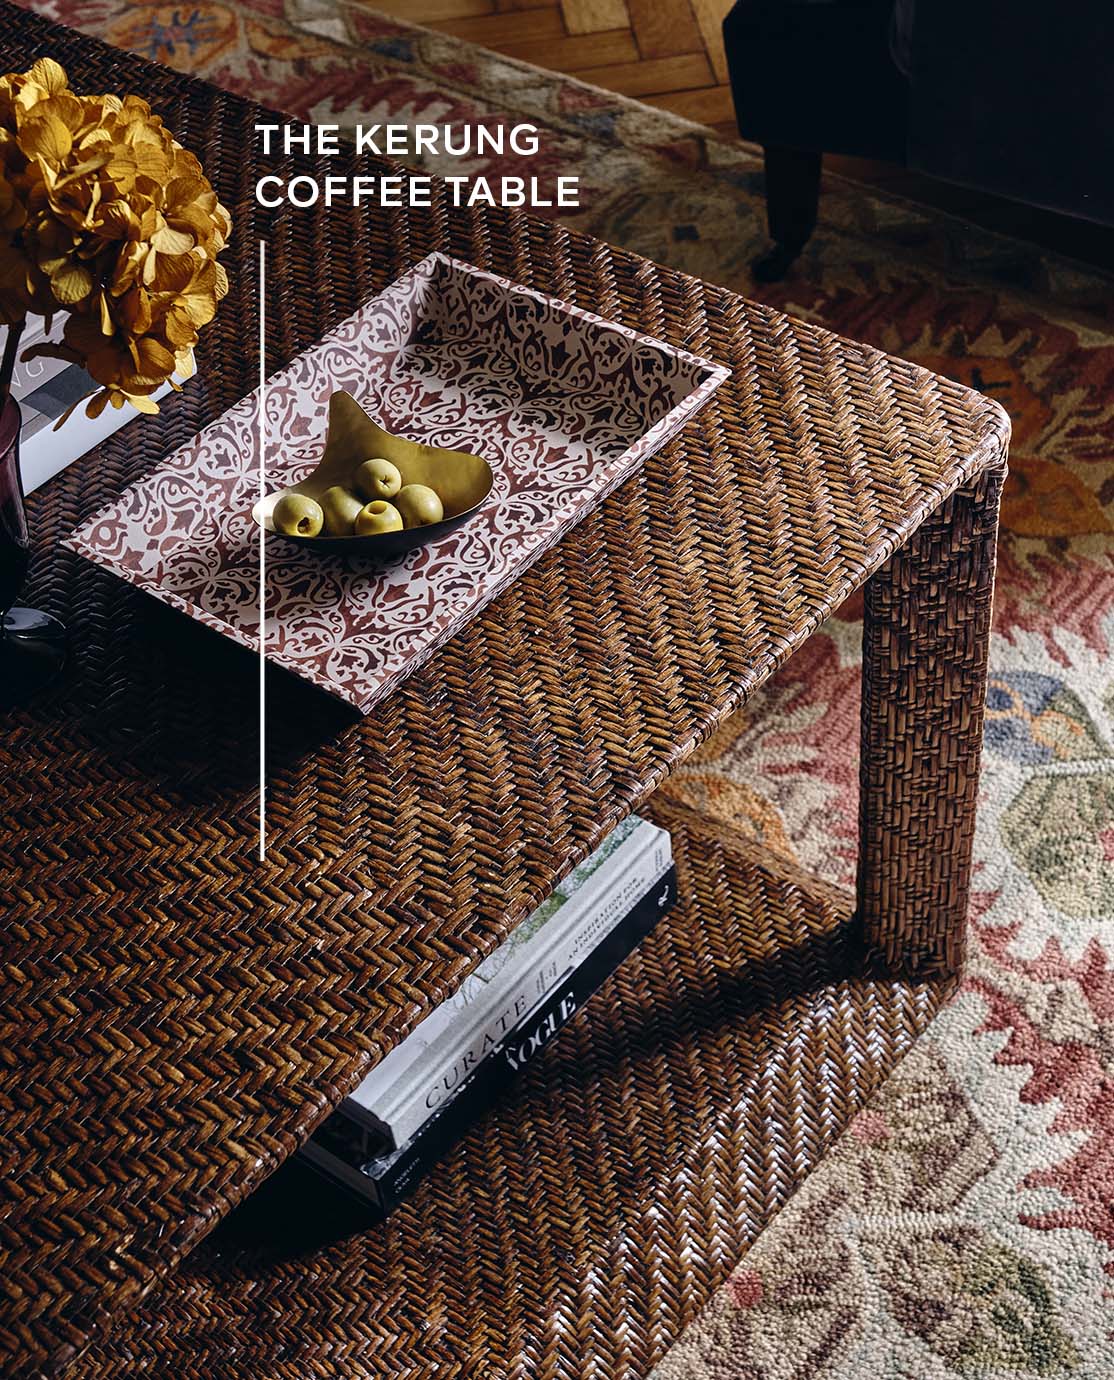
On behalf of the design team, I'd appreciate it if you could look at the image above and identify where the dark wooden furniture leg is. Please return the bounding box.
[857,463,1006,980]
[752,145,822,283]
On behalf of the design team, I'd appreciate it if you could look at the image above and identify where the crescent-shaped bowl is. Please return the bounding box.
[252,391,494,558]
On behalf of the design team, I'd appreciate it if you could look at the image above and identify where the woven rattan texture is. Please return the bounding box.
[858,463,1005,976]
[77,799,946,1380]
[0,7,1008,1378]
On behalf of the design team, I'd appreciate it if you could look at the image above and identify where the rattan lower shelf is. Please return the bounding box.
[77,798,946,1379]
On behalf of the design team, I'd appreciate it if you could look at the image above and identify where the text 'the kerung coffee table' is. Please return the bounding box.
[0,8,1008,1379]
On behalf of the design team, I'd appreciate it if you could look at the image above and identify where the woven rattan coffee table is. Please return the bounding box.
[0,8,1009,1378]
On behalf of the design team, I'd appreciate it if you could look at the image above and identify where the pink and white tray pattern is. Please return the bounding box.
[67,253,728,711]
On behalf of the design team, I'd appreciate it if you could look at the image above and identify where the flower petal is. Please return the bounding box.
[150,223,194,255]
[49,262,93,303]
[29,58,68,95]
[20,112,73,163]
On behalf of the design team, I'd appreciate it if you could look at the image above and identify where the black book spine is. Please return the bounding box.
[306,864,677,1217]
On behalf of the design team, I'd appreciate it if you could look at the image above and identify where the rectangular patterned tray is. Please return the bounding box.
[68,253,728,711]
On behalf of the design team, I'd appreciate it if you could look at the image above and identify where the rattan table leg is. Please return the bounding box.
[857,463,1006,979]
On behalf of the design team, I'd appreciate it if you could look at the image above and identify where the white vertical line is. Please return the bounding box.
[258,238,267,863]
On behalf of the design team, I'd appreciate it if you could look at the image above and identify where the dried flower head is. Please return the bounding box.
[0,56,231,415]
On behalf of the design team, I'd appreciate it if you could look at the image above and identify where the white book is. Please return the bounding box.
[12,313,177,494]
[383,826,672,1147]
[303,851,677,1216]
[346,815,669,1147]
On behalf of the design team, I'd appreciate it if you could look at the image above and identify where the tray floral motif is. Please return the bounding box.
[68,253,728,711]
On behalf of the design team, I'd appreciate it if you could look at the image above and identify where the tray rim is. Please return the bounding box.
[65,250,730,712]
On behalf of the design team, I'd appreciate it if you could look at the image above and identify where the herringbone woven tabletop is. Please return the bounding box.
[0,6,1008,1378]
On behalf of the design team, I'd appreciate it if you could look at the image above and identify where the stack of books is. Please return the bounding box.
[301,814,676,1216]
[13,312,176,495]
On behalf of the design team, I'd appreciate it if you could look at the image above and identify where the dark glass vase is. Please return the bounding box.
[1,396,66,705]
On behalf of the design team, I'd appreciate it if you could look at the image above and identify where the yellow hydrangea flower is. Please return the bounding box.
[0,56,231,415]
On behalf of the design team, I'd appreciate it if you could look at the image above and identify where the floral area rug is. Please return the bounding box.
[14,2,1114,1375]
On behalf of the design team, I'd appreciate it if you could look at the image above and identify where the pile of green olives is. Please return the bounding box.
[272,456,445,539]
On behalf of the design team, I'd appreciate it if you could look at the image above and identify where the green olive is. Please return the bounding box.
[354,457,402,502]
[355,500,404,536]
[395,483,444,529]
[320,485,365,536]
[272,492,324,538]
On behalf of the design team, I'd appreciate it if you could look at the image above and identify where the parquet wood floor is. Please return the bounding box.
[375,0,734,112]
[370,0,1114,271]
